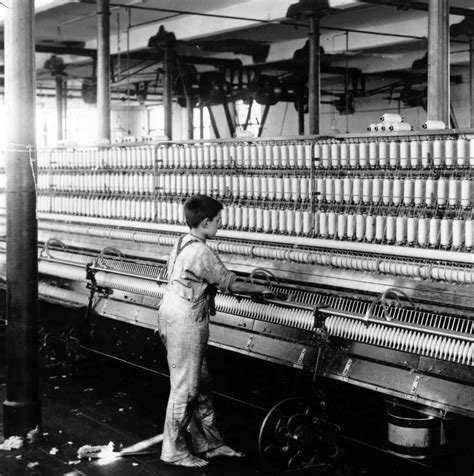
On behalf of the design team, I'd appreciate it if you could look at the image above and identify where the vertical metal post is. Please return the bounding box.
[163,47,173,140]
[308,16,320,135]
[97,0,111,142]
[187,103,194,140]
[55,75,64,142]
[3,0,41,437]
[470,36,474,128]
[63,80,68,141]
[199,104,204,139]
[427,0,450,125]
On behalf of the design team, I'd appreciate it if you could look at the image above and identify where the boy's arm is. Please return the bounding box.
[229,280,269,295]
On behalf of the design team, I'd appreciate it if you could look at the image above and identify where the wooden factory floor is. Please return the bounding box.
[0,350,269,476]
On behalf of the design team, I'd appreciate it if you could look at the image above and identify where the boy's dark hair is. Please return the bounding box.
[184,195,223,228]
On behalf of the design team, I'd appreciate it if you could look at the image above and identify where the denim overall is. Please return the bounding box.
[158,235,233,463]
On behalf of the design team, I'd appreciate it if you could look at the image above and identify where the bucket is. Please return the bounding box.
[387,406,446,459]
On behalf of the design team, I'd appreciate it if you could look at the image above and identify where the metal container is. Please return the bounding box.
[387,406,446,459]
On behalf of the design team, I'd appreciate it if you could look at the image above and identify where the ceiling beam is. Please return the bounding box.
[362,0,474,17]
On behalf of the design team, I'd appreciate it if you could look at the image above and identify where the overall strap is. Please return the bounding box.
[176,235,199,258]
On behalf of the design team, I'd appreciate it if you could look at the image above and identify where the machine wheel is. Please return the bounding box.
[258,397,338,472]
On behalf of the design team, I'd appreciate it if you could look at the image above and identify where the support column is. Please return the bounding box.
[55,75,64,142]
[308,16,320,135]
[470,36,474,128]
[427,0,450,125]
[4,0,41,437]
[97,0,111,142]
[163,47,174,140]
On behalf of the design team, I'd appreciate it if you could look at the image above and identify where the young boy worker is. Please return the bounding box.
[158,195,270,468]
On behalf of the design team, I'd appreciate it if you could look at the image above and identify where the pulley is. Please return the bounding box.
[249,75,284,106]
[198,71,230,105]
[258,397,339,472]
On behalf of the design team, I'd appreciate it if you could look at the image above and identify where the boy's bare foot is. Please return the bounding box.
[165,455,209,467]
[204,445,245,459]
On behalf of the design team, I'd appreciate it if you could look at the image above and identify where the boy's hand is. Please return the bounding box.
[251,287,275,302]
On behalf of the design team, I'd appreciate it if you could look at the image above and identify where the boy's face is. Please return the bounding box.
[203,211,222,239]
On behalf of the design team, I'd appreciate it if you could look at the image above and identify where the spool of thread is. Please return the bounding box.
[340,142,349,167]
[382,178,392,205]
[417,217,429,247]
[432,139,444,167]
[328,211,337,237]
[347,213,355,240]
[389,123,412,132]
[429,217,440,247]
[325,177,335,203]
[330,142,340,168]
[372,177,382,204]
[386,215,396,243]
[356,214,366,241]
[291,177,300,201]
[349,142,359,168]
[302,178,310,201]
[448,178,460,207]
[452,219,464,249]
[457,137,467,167]
[301,143,311,169]
[294,209,302,235]
[321,142,330,168]
[263,208,271,232]
[461,179,471,209]
[465,219,473,250]
[421,140,432,168]
[437,178,448,207]
[352,177,362,204]
[316,178,325,202]
[378,141,388,168]
[381,113,403,123]
[395,216,407,245]
[403,179,414,206]
[422,120,447,130]
[368,141,378,167]
[389,141,399,168]
[260,176,268,199]
[288,144,297,167]
[334,178,343,203]
[375,215,385,242]
[392,178,403,205]
[425,178,435,207]
[440,217,452,248]
[365,214,375,242]
[319,211,328,238]
[445,139,455,168]
[302,210,311,235]
[407,216,417,245]
[337,213,347,239]
[410,140,420,168]
[362,177,372,204]
[343,177,352,203]
[235,206,243,229]
[367,123,378,132]
[270,208,279,233]
[359,141,368,167]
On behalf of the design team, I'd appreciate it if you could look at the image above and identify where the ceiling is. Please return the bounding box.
[2,0,474,107]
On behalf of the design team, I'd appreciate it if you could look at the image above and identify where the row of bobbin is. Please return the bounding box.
[314,175,474,208]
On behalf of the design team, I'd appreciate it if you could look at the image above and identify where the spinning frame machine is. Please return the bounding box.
[0,129,473,471]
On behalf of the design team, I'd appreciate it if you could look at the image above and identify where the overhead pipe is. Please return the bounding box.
[427,0,450,125]
[97,0,111,142]
[4,0,41,438]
